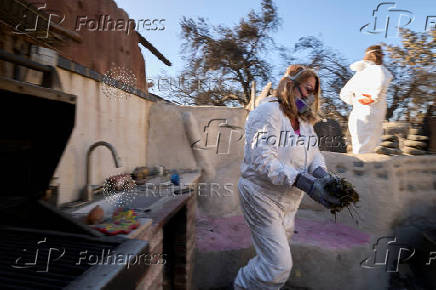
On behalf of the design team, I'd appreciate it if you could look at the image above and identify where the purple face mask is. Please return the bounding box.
[294,83,315,113]
[296,94,315,113]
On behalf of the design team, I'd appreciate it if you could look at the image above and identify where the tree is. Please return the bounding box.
[383,28,436,120]
[168,0,280,106]
[282,36,353,122]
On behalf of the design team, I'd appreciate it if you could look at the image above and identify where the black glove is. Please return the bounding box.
[294,172,340,209]
[312,166,335,185]
[312,166,328,178]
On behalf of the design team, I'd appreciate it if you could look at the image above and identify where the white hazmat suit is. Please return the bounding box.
[234,96,327,290]
[340,60,393,154]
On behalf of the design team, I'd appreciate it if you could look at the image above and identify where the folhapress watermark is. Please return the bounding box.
[76,250,166,269]
[361,236,436,272]
[12,2,167,38]
[425,16,436,31]
[12,2,65,39]
[254,132,348,150]
[360,2,435,38]
[11,237,166,273]
[191,119,245,155]
[11,237,65,273]
[75,15,166,35]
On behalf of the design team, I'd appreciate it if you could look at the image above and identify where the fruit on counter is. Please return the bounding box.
[86,205,104,225]
[132,166,164,180]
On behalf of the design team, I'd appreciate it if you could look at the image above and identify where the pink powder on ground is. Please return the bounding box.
[196,215,370,253]
[292,218,370,250]
[196,214,252,252]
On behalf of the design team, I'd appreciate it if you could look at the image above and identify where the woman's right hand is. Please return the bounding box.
[294,172,341,209]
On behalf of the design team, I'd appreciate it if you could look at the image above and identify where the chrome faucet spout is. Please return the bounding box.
[83,141,122,201]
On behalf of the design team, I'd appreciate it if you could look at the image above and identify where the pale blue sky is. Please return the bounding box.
[114,0,435,90]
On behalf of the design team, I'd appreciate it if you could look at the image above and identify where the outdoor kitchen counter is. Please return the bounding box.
[62,170,200,289]
[64,170,201,239]
[124,170,201,240]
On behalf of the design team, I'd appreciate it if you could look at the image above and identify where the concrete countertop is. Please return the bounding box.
[64,170,201,239]
[125,170,201,239]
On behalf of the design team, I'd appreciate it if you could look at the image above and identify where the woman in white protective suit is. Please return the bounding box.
[340,45,393,154]
[233,65,341,290]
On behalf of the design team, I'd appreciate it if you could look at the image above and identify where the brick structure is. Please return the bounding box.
[136,227,164,289]
[135,192,197,290]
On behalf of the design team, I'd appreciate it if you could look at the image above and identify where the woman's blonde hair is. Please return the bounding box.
[271,64,320,124]
[363,45,384,65]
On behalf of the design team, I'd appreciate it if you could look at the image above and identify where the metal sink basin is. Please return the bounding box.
[68,172,198,221]
[70,184,173,219]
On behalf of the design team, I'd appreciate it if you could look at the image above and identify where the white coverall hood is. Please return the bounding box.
[339,61,393,154]
[350,60,375,72]
[234,96,327,289]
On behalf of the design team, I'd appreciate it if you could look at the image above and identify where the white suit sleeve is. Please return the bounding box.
[308,149,327,174]
[306,130,327,173]
[247,104,300,186]
[339,76,356,105]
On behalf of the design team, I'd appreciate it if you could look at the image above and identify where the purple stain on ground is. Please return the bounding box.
[196,214,253,252]
[292,218,370,249]
[196,215,370,253]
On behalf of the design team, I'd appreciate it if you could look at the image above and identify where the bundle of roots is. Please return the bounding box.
[324,175,360,221]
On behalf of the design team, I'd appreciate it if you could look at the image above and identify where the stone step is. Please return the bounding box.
[404,140,428,149]
[407,134,429,141]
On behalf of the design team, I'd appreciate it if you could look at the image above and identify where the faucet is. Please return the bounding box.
[82,141,122,201]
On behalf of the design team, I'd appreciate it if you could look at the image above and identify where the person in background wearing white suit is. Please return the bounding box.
[340,45,393,154]
[233,65,341,290]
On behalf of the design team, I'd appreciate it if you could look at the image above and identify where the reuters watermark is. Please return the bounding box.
[147,76,233,92]
[140,182,235,198]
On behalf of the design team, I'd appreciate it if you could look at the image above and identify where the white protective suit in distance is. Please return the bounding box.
[340,60,393,154]
[234,95,327,290]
